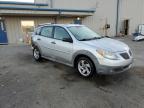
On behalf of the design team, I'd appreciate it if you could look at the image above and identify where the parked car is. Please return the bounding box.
[32,24,133,77]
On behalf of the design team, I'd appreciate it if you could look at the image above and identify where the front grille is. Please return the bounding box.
[120,53,130,59]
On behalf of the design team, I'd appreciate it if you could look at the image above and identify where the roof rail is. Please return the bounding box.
[38,23,55,27]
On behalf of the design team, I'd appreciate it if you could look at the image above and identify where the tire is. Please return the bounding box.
[76,57,95,77]
[33,47,42,61]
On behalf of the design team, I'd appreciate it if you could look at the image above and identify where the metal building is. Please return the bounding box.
[0,0,143,44]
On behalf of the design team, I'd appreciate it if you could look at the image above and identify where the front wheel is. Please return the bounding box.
[76,57,95,77]
[33,47,42,61]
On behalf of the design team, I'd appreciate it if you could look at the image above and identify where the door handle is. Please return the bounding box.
[51,41,56,44]
[37,38,41,41]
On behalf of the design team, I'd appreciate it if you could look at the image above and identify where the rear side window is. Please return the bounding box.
[54,27,71,40]
[35,27,41,35]
[40,26,53,38]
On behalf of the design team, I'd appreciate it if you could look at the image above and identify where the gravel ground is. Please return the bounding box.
[0,37,144,108]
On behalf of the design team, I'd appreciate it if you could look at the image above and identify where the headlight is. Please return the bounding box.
[97,49,119,60]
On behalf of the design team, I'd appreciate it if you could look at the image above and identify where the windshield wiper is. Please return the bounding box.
[79,37,102,41]
[89,37,103,40]
[79,39,88,41]
[102,36,111,38]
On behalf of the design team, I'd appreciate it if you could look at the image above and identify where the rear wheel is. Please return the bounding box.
[76,57,95,77]
[33,47,42,61]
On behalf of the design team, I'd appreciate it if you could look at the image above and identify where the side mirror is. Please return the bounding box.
[62,38,73,43]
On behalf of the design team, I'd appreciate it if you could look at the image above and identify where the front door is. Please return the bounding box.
[0,20,8,44]
[53,26,73,64]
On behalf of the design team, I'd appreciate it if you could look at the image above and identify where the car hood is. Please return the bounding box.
[81,38,129,52]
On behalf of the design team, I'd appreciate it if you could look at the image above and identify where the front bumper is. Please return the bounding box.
[94,55,133,74]
[94,51,133,74]
[96,63,132,75]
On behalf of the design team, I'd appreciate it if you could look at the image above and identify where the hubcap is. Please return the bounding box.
[78,60,91,76]
[34,48,40,59]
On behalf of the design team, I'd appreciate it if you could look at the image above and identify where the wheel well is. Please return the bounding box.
[33,45,42,55]
[33,44,40,50]
[74,54,95,68]
[32,43,37,48]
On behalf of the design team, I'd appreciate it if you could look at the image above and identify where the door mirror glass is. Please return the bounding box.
[62,38,73,43]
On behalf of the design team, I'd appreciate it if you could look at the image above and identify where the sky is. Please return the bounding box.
[0,0,34,2]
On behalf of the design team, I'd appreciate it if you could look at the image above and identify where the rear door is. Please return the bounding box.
[36,26,55,58]
[0,20,8,44]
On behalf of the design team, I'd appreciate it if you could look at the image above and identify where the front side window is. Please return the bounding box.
[40,26,53,38]
[68,26,102,41]
[54,27,71,40]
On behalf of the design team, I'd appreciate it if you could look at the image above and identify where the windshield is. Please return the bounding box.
[67,26,102,41]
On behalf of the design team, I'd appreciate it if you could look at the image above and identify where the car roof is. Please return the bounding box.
[38,23,84,28]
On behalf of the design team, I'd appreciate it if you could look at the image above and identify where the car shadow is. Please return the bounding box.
[90,72,131,87]
[34,58,132,87]
[59,65,131,87]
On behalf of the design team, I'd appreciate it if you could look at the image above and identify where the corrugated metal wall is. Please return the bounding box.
[3,0,144,44]
[5,17,55,44]
[5,17,22,44]
[4,16,75,44]
[119,0,144,34]
[53,0,117,36]
[82,0,117,36]
[57,17,74,24]
[34,0,144,36]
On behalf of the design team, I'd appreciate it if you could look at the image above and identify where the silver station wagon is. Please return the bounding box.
[32,24,133,77]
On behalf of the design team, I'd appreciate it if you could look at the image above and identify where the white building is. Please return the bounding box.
[0,0,143,44]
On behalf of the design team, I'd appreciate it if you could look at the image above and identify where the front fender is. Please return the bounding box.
[72,50,99,67]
